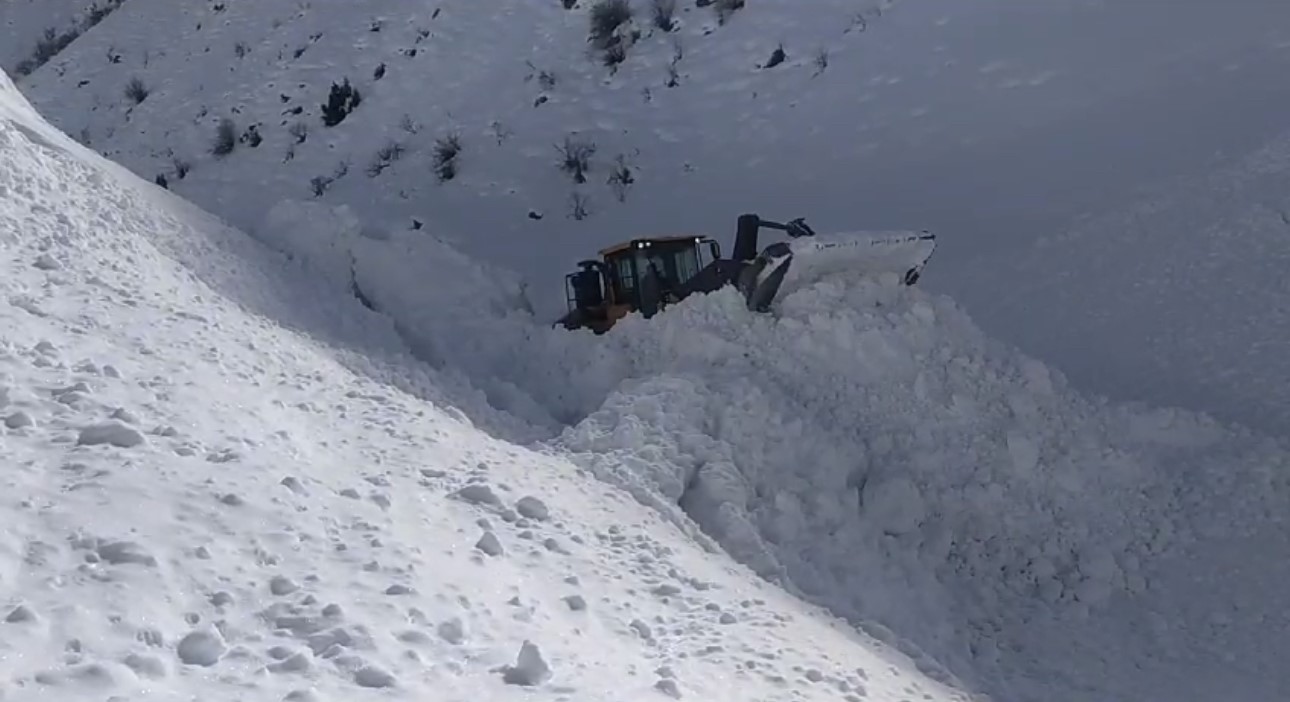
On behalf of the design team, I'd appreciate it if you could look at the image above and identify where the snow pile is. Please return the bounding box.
[256,199,620,432]
[1,70,971,702]
[235,152,1290,701]
[551,275,1290,701]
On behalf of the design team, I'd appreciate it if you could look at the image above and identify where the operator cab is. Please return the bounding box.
[561,235,720,333]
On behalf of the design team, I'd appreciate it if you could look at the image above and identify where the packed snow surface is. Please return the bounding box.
[1,70,971,702]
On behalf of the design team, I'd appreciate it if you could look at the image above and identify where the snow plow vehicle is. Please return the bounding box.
[556,213,936,334]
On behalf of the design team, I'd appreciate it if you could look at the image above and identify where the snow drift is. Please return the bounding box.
[557,275,1290,702]
[246,188,1290,702]
[3,69,977,702]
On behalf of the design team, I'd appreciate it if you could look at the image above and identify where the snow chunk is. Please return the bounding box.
[475,531,503,556]
[515,495,550,521]
[629,619,653,640]
[268,653,313,674]
[655,678,683,698]
[77,421,146,448]
[436,617,465,644]
[501,640,552,686]
[96,540,157,567]
[5,605,37,623]
[455,483,501,506]
[354,664,397,688]
[110,407,140,425]
[269,575,301,596]
[122,653,167,679]
[4,411,34,429]
[176,628,226,666]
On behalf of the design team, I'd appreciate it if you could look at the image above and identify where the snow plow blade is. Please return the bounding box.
[739,231,937,312]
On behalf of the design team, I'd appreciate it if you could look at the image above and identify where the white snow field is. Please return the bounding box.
[0,72,974,702]
[16,59,1287,702]
[8,0,1290,435]
[5,2,1290,702]
[263,193,1290,702]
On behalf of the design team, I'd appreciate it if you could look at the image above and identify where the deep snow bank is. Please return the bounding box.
[2,70,974,702]
[555,275,1290,702]
[250,195,1290,702]
[257,200,625,435]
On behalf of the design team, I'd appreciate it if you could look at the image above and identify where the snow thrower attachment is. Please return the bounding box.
[556,213,936,334]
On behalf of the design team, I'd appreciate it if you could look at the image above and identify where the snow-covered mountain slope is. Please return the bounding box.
[0,71,973,702]
[7,2,1290,700]
[260,192,1290,702]
[9,0,1290,434]
[0,0,123,76]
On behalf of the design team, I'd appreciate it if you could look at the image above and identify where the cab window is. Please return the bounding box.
[635,244,700,288]
[613,254,637,298]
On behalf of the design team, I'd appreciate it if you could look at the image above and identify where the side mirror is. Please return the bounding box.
[708,241,721,260]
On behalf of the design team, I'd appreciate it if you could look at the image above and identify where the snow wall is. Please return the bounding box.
[264,200,1290,701]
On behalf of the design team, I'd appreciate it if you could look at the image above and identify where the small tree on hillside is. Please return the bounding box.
[588,0,635,69]
[650,0,677,31]
[124,76,149,104]
[320,78,362,127]
[211,118,236,156]
[432,133,462,182]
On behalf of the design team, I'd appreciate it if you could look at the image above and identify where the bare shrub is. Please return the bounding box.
[589,0,632,48]
[555,135,596,184]
[211,118,236,156]
[124,77,149,104]
[432,133,462,181]
[366,139,407,177]
[606,154,635,202]
[650,0,677,31]
[568,192,591,220]
[714,0,745,24]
